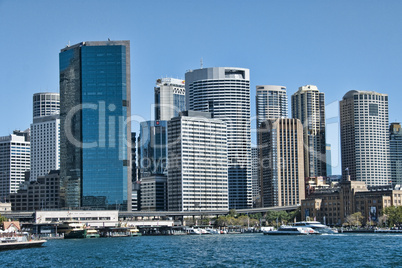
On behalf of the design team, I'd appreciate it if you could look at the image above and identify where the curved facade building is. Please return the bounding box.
[340,90,390,186]
[256,85,288,127]
[33,92,60,118]
[185,67,252,209]
[30,92,60,182]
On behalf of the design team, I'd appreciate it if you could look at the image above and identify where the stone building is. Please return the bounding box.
[301,176,402,226]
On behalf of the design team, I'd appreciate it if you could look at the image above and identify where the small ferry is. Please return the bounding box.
[58,221,86,239]
[85,229,100,238]
[293,221,338,234]
[129,228,142,236]
[264,226,317,235]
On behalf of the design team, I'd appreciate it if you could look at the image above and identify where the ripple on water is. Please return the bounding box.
[1,234,400,267]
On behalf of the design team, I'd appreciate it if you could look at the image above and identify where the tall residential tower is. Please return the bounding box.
[259,118,305,207]
[30,92,60,182]
[168,111,228,211]
[0,130,30,200]
[390,123,402,187]
[292,85,326,178]
[185,67,252,209]
[59,40,132,210]
[340,90,390,186]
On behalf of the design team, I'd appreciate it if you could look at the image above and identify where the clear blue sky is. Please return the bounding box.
[1,0,401,175]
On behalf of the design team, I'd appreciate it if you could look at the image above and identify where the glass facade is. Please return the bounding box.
[59,41,131,210]
[173,94,186,118]
[138,121,168,177]
[389,123,402,186]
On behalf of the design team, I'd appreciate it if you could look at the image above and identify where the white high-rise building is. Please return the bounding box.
[154,78,186,121]
[256,85,288,127]
[167,111,228,211]
[185,67,252,209]
[340,90,390,186]
[0,130,30,200]
[292,85,326,178]
[30,93,60,182]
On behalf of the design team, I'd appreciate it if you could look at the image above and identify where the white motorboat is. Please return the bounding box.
[293,221,338,234]
[264,225,317,235]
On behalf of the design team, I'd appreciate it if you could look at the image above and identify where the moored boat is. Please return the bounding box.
[58,221,86,239]
[129,228,142,236]
[85,229,100,238]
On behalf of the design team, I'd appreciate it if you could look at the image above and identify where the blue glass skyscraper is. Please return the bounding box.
[138,120,168,178]
[59,41,131,210]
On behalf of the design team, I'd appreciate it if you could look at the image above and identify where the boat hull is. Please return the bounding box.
[0,240,46,251]
[64,230,86,239]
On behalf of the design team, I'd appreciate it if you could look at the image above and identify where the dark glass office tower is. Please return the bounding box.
[59,41,131,210]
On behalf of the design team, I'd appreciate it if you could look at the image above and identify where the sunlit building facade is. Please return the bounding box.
[168,111,228,211]
[256,85,288,127]
[292,85,326,178]
[185,67,252,209]
[340,90,390,186]
[30,92,60,182]
[154,78,186,121]
[0,131,30,200]
[259,118,305,207]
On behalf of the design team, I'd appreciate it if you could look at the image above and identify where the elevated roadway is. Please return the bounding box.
[2,205,300,221]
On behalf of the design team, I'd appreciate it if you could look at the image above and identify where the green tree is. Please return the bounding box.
[265,211,290,226]
[383,206,402,227]
[214,215,227,227]
[249,213,262,220]
[228,209,237,217]
[345,212,364,227]
[0,214,7,226]
[288,208,301,222]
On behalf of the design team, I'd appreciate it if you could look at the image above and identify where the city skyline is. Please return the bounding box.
[1,1,402,177]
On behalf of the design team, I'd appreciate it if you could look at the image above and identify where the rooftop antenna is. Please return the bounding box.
[200,58,203,69]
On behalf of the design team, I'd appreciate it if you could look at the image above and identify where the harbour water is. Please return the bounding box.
[1,233,401,267]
